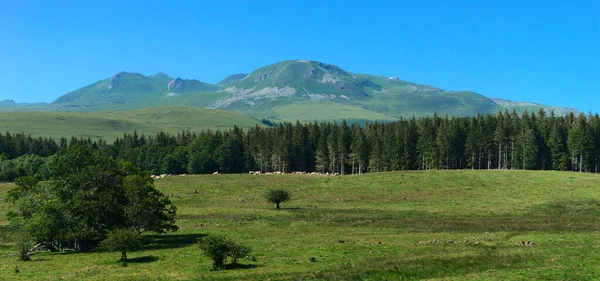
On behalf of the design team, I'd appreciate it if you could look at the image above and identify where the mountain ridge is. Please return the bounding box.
[0,60,581,121]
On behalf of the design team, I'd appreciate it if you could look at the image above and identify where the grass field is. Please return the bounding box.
[268,103,398,123]
[2,170,600,280]
[0,106,260,141]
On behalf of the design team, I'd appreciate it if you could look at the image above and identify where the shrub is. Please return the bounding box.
[15,234,34,261]
[198,234,252,270]
[229,243,251,264]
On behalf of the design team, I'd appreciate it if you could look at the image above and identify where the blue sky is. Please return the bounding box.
[1,0,598,112]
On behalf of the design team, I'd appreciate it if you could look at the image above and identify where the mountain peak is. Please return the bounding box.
[150,72,173,80]
[217,73,248,87]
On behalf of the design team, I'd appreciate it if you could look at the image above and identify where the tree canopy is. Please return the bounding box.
[6,144,177,251]
[2,110,600,178]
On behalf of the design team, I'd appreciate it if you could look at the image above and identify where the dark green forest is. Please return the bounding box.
[1,109,599,181]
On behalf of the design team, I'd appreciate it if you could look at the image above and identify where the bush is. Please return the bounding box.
[99,228,142,262]
[198,234,252,270]
[229,243,251,264]
[15,234,34,261]
[265,189,291,209]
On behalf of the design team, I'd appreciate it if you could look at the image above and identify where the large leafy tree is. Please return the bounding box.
[6,144,177,251]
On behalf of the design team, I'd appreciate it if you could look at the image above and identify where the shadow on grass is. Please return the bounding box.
[56,250,88,255]
[309,250,536,281]
[223,263,260,270]
[143,233,206,250]
[277,205,600,233]
[127,255,159,263]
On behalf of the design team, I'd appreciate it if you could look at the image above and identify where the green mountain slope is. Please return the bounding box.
[206,60,503,120]
[3,60,582,121]
[491,98,580,116]
[50,72,223,111]
[217,73,247,87]
[0,106,261,141]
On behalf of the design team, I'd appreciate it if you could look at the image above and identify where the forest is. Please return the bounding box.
[0,109,598,181]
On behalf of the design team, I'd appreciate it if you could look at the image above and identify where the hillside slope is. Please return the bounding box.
[0,106,261,141]
[50,72,223,111]
[491,98,580,116]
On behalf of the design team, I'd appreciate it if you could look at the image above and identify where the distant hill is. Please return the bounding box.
[491,98,580,116]
[1,60,581,122]
[0,99,49,111]
[49,72,222,111]
[0,106,261,141]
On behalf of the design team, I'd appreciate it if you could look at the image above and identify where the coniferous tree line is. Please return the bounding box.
[2,109,600,180]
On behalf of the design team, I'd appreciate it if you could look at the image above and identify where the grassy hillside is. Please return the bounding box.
[0,106,260,141]
[2,170,600,280]
[492,98,581,116]
[268,103,398,122]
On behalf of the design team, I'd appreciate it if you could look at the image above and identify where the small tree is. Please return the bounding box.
[198,234,252,270]
[265,189,290,209]
[99,228,142,263]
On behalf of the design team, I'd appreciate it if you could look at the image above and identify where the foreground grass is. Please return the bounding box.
[1,170,600,280]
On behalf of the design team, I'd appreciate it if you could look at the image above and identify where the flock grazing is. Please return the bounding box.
[151,171,341,179]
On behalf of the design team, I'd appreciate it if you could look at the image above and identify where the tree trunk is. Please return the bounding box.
[276,203,280,209]
[580,148,583,172]
[121,251,127,262]
[359,160,362,174]
[498,142,502,169]
[511,141,515,170]
[340,151,344,175]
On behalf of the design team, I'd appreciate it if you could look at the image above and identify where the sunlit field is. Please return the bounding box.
[2,170,600,280]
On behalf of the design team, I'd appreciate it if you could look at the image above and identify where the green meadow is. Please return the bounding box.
[0,106,260,141]
[2,170,600,280]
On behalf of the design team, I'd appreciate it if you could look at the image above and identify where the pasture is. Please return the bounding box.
[1,170,600,280]
[0,106,260,141]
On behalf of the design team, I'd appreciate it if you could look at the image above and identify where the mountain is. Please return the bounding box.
[50,72,222,111]
[2,60,581,121]
[205,60,503,121]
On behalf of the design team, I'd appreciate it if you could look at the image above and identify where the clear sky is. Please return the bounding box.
[1,0,598,112]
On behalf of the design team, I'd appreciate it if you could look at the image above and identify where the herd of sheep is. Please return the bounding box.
[151,171,342,179]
